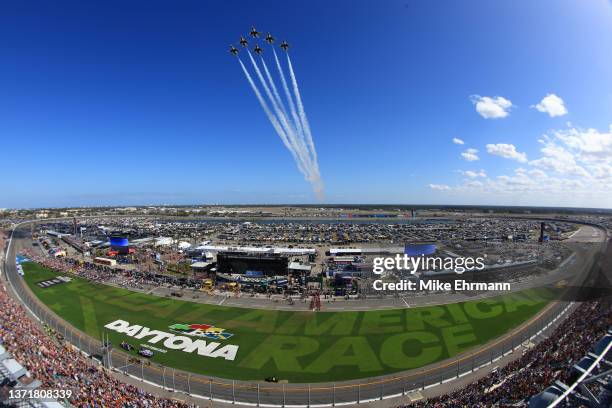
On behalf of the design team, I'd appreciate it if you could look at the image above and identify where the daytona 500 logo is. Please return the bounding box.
[104,320,238,361]
[169,323,234,340]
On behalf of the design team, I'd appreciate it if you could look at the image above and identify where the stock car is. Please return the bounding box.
[138,347,154,358]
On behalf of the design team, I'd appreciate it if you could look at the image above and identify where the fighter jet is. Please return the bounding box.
[279,41,290,52]
[249,26,260,38]
[239,36,248,48]
[253,44,263,55]
[229,45,238,56]
[265,33,274,44]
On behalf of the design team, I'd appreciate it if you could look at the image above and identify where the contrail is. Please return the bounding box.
[234,42,324,199]
[260,57,290,132]
[286,53,323,198]
[287,54,318,164]
[272,48,304,147]
[260,55,312,172]
[270,48,323,197]
[237,58,307,177]
[247,50,313,173]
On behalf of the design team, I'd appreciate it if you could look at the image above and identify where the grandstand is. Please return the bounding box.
[401,300,611,407]
[529,328,611,407]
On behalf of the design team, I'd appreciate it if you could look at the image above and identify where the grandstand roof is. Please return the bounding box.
[195,244,315,255]
[329,247,404,255]
[288,262,311,271]
[0,344,9,361]
[2,358,26,380]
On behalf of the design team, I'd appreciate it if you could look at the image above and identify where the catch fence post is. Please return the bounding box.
[257,383,260,406]
[232,380,235,404]
[100,332,105,367]
[332,382,335,406]
[187,374,191,394]
[172,368,175,392]
[163,367,166,389]
[209,379,213,400]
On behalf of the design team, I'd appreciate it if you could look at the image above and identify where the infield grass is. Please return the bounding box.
[22,262,549,382]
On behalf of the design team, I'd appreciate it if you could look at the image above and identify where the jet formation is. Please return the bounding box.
[229,26,289,57]
[229,26,324,199]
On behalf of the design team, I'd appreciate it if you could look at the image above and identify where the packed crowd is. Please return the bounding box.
[1,233,197,407]
[20,247,201,291]
[402,300,611,407]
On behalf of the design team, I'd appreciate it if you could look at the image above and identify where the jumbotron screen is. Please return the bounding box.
[404,243,437,257]
[109,236,129,248]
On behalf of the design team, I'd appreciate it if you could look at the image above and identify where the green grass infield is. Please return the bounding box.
[22,262,549,382]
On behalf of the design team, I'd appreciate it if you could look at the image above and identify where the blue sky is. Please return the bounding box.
[1,0,612,208]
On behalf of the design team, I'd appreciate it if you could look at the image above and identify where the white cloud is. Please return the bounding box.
[428,124,612,206]
[460,169,487,178]
[471,95,513,119]
[429,184,451,191]
[553,126,612,161]
[529,140,591,178]
[532,93,568,117]
[530,126,612,181]
[452,137,465,145]
[465,180,484,188]
[486,143,528,162]
[528,169,547,178]
[461,148,480,161]
[496,176,530,186]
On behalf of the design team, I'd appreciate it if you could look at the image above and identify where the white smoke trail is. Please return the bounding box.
[286,54,318,164]
[261,57,312,175]
[260,57,290,131]
[272,48,305,147]
[286,54,323,198]
[260,56,312,172]
[237,58,307,177]
[247,50,313,174]
[236,49,324,200]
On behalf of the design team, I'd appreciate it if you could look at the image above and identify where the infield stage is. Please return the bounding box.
[22,262,551,383]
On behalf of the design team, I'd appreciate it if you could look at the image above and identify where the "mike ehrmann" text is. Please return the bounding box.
[373,279,511,292]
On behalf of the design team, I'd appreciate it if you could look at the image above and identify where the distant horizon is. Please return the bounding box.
[5,202,612,213]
